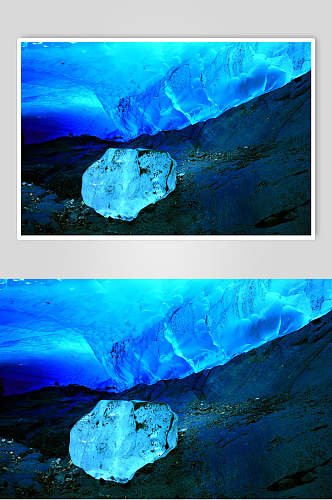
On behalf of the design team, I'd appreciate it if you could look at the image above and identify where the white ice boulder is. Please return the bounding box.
[81,148,176,221]
[69,399,178,483]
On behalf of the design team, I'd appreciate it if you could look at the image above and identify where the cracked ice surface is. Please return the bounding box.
[21,41,311,143]
[81,148,176,220]
[0,280,331,395]
[69,400,178,482]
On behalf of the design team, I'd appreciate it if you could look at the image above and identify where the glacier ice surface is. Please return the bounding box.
[0,279,332,395]
[69,399,178,482]
[81,148,176,220]
[21,41,311,143]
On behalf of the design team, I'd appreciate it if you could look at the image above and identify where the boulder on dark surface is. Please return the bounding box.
[81,148,176,221]
[69,399,178,483]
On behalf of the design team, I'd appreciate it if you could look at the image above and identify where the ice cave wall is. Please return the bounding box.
[21,41,311,144]
[0,279,331,395]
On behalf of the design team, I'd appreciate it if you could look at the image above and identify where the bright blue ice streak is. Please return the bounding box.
[0,279,330,395]
[21,41,311,144]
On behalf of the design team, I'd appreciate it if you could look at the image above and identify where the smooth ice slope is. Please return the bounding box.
[82,148,176,220]
[21,41,311,143]
[0,280,331,395]
[69,399,178,482]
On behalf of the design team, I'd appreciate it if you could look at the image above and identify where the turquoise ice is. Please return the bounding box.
[81,148,176,220]
[69,399,178,482]
[21,41,311,143]
[0,280,331,395]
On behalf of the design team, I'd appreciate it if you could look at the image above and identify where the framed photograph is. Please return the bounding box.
[17,38,315,239]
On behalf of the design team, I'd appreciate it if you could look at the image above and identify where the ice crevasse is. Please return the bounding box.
[0,279,330,395]
[21,41,311,143]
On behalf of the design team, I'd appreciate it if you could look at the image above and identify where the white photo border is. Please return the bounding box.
[17,37,316,240]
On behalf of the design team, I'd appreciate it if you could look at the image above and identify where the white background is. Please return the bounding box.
[0,0,331,278]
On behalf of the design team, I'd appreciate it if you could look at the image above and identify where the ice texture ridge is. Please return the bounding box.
[81,148,176,220]
[69,399,178,482]
[1,279,332,395]
[21,41,311,143]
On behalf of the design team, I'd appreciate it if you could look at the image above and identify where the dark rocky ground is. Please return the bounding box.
[1,307,331,498]
[21,71,311,236]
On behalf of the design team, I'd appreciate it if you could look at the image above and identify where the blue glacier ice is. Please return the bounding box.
[0,279,331,396]
[81,148,177,220]
[69,399,178,482]
[21,41,311,144]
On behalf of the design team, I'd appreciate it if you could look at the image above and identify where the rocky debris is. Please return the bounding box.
[0,439,48,497]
